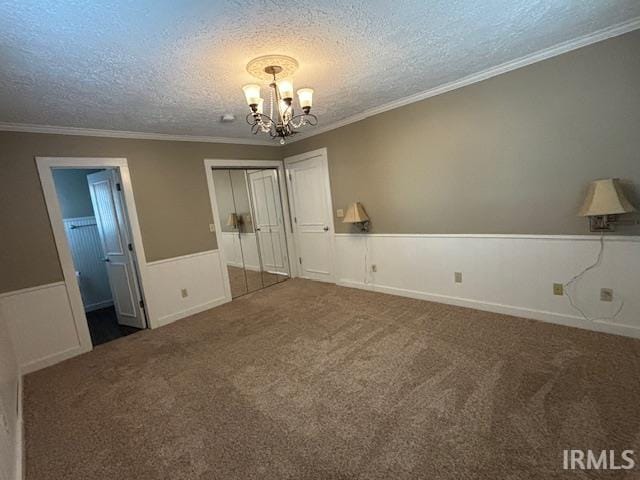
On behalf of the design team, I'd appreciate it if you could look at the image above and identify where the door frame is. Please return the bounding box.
[203,158,296,300]
[36,157,152,354]
[283,148,336,281]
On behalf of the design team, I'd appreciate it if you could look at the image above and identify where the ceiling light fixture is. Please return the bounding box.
[242,55,317,144]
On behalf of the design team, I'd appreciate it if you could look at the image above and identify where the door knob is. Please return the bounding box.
[323,226,329,231]
[102,257,110,262]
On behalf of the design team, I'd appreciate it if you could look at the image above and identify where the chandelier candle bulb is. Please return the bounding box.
[297,88,314,112]
[242,84,261,106]
[256,98,264,114]
[278,79,294,101]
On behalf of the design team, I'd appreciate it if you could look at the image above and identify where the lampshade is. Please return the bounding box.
[578,178,636,217]
[343,202,370,224]
[297,88,313,108]
[226,213,239,227]
[242,84,261,106]
[278,80,294,100]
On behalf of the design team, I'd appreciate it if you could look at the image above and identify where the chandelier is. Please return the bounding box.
[242,55,317,144]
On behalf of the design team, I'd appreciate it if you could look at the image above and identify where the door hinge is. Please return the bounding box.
[116,182,122,191]
[128,243,133,251]
[299,257,302,264]
[139,299,145,309]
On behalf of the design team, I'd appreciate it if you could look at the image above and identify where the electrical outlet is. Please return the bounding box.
[553,283,564,296]
[600,288,613,302]
[371,264,377,272]
[209,224,215,232]
[181,288,188,298]
[454,272,462,283]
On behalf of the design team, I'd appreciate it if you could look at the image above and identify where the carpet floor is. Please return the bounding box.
[24,279,640,479]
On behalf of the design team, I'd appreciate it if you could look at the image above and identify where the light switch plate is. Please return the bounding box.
[181,288,188,298]
[209,224,215,232]
[454,272,462,283]
[336,209,344,218]
[600,288,613,302]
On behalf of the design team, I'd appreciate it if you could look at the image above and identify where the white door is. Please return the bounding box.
[249,170,288,275]
[87,170,146,328]
[286,152,335,282]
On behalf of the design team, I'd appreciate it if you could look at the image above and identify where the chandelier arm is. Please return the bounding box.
[289,113,318,127]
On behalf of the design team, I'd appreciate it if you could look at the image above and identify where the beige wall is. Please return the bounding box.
[0,132,279,293]
[284,30,640,235]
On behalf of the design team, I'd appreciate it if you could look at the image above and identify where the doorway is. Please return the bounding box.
[37,158,149,351]
[204,159,295,300]
[284,148,336,283]
[211,167,290,298]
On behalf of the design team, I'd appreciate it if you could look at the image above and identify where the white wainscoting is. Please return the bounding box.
[335,234,640,339]
[63,216,113,312]
[219,231,261,271]
[0,282,90,374]
[145,250,229,328]
[1,250,230,373]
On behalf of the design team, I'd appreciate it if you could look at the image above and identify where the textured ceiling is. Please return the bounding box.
[1,1,639,142]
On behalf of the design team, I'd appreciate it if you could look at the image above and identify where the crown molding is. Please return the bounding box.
[288,16,640,143]
[0,122,278,146]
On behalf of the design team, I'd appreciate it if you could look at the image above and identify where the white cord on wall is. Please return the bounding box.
[563,232,624,322]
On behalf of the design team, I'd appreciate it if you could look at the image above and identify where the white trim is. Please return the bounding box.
[154,296,228,328]
[36,157,156,353]
[145,249,219,266]
[203,158,296,295]
[0,122,277,146]
[20,345,88,375]
[0,281,66,299]
[84,300,114,312]
[15,374,23,480]
[334,233,640,242]
[284,148,337,282]
[337,280,640,340]
[287,17,640,143]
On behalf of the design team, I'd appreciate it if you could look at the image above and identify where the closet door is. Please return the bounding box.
[212,169,249,298]
[248,169,289,287]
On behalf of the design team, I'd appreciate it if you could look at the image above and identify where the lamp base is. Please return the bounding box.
[589,215,617,232]
[358,221,370,233]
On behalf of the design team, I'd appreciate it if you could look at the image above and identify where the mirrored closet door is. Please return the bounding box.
[211,168,290,298]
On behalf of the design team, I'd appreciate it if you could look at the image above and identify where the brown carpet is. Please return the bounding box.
[24,279,640,479]
[227,265,284,298]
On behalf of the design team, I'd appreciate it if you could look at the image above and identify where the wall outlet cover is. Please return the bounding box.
[553,283,564,296]
[600,288,613,302]
[336,209,344,218]
[209,224,215,232]
[454,272,462,283]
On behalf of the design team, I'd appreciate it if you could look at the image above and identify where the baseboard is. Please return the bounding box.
[154,296,230,328]
[19,344,90,375]
[336,280,640,339]
[84,299,114,312]
[226,262,261,272]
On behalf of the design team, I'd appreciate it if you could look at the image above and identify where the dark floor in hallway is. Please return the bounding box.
[86,306,141,346]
